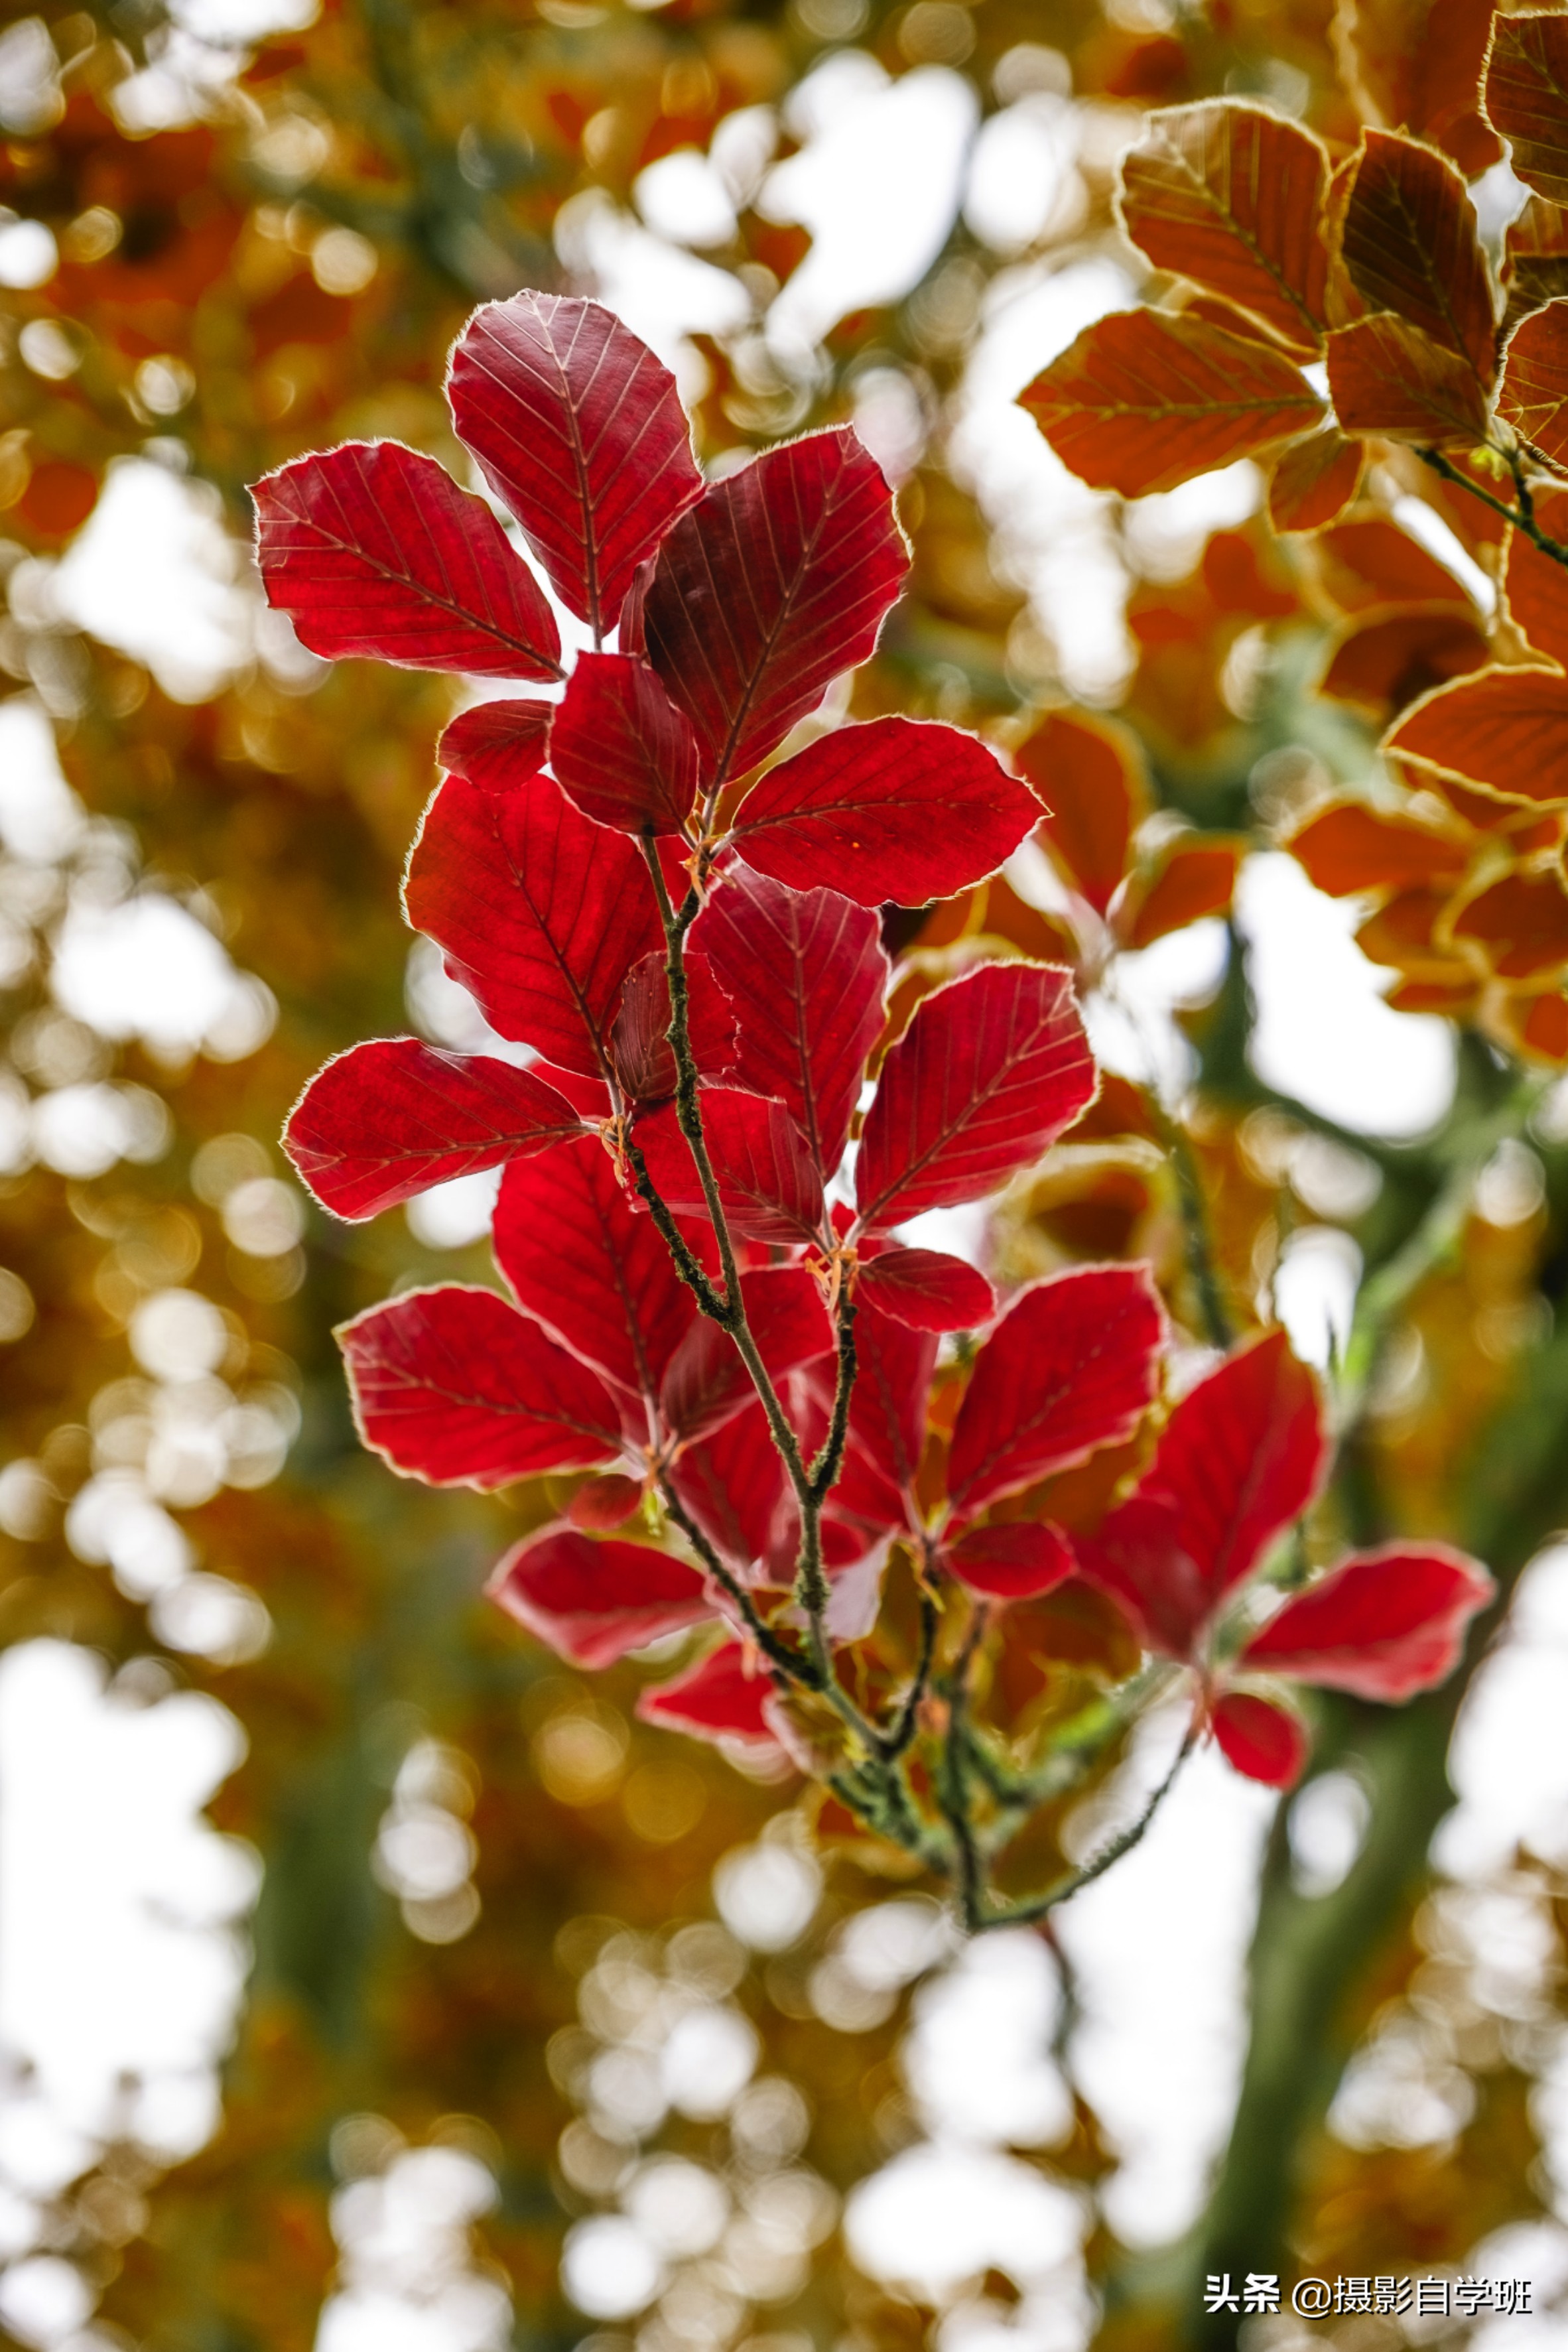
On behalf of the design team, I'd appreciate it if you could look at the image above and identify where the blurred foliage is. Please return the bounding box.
[4,0,1568,2348]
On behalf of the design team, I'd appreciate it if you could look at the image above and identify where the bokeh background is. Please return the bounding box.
[5,0,1568,2347]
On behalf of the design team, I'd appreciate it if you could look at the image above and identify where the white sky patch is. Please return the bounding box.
[51,893,266,1061]
[52,460,255,702]
[0,699,84,866]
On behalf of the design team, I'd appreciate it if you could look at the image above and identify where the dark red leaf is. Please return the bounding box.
[637,1639,783,1746]
[691,865,887,1177]
[339,1285,624,1488]
[403,774,662,1079]
[488,1524,712,1666]
[857,1246,996,1333]
[448,293,704,637]
[730,717,1041,906]
[669,1403,789,1568]
[566,1474,644,1530]
[551,652,702,835]
[944,1522,1076,1602]
[633,1091,825,1246]
[1211,1691,1309,1787]
[947,1265,1165,1519]
[643,427,909,789]
[660,1266,832,1445]
[842,1300,937,1515]
[1240,1541,1494,1699]
[252,440,561,678]
[855,962,1096,1229]
[438,699,553,793]
[493,1142,694,1402]
[609,950,735,1104]
[1075,1330,1327,1657]
[285,1039,589,1220]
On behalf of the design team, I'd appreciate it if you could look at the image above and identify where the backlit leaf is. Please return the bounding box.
[1019,309,1323,497]
[637,1640,782,1745]
[1118,101,1331,356]
[643,427,908,789]
[1498,297,1568,468]
[1267,428,1366,532]
[608,950,736,1104]
[634,1090,826,1246]
[1335,129,1496,381]
[1116,839,1239,950]
[403,774,663,1077]
[731,716,1041,907]
[448,293,704,637]
[691,865,888,1177]
[857,1247,996,1333]
[551,652,702,836]
[659,1266,833,1445]
[947,1265,1165,1519]
[339,1285,624,1488]
[285,1039,590,1220]
[1335,0,1502,175]
[1240,1541,1494,1697]
[1211,1690,1309,1786]
[1504,482,1568,660]
[1326,313,1492,446]
[1452,867,1568,975]
[437,699,553,793]
[488,1524,713,1667]
[1286,802,1469,893]
[253,440,562,677]
[943,1523,1077,1602]
[1384,665,1568,805]
[1319,607,1490,718]
[1015,708,1149,917]
[1485,12,1568,208]
[856,963,1096,1229]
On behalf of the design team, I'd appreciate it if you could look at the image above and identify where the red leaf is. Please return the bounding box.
[252,440,562,678]
[637,1639,783,1746]
[448,293,704,637]
[488,1524,713,1667]
[858,1247,996,1333]
[944,1522,1076,1602]
[1240,1541,1494,1700]
[609,950,735,1104]
[493,1142,694,1402]
[634,1091,825,1246]
[1016,708,1149,917]
[731,718,1042,907]
[404,775,662,1078]
[566,1474,644,1530]
[438,699,553,793]
[1075,1330,1327,1656]
[842,1301,936,1514]
[551,653,702,835]
[643,427,909,789]
[670,1403,789,1567]
[661,1266,833,1445]
[947,1265,1165,1519]
[1211,1691,1309,1787]
[339,1285,624,1488]
[856,963,1096,1229]
[691,865,887,1177]
[285,1039,589,1220]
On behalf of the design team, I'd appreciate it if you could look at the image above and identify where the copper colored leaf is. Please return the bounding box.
[1325,313,1492,446]
[1240,1541,1494,1698]
[1336,130,1496,381]
[252,440,562,677]
[1319,606,1490,718]
[1498,297,1568,468]
[1286,801,1469,893]
[857,1246,996,1333]
[403,774,663,1077]
[856,963,1096,1230]
[643,427,908,789]
[437,699,553,793]
[339,1286,624,1488]
[1384,665,1568,804]
[448,293,704,637]
[637,1640,781,1745]
[1485,13,1568,208]
[691,865,888,1177]
[1015,709,1149,916]
[633,1091,825,1246]
[1452,867,1568,975]
[1019,309,1323,498]
[1317,514,1474,608]
[285,1039,590,1220]
[551,652,702,835]
[1504,483,1568,660]
[947,1265,1165,1520]
[1118,840,1240,950]
[731,717,1042,907]
[1335,0,1502,173]
[493,1143,695,1402]
[1502,195,1568,335]
[943,1523,1077,1603]
[488,1525,713,1667]
[1118,101,1332,356]
[1211,1691,1309,1786]
[1267,429,1367,532]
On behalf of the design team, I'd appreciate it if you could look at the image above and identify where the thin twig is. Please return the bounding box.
[1419,446,1568,570]
[981,1719,1197,1930]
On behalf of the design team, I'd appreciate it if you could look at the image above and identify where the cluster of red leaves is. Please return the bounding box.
[1022,72,1568,1063]
[260,293,1492,1817]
